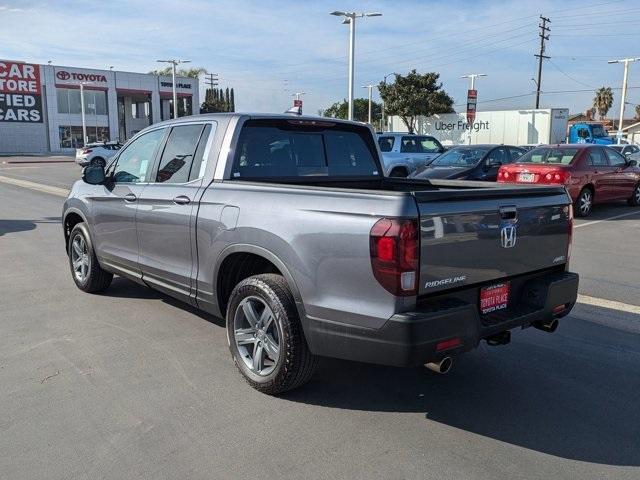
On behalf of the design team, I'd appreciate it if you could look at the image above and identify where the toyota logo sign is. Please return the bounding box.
[56,70,70,80]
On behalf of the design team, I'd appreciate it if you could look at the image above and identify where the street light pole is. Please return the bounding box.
[461,73,486,145]
[362,85,374,124]
[608,57,640,144]
[380,72,395,132]
[79,82,87,146]
[330,11,382,121]
[157,59,191,119]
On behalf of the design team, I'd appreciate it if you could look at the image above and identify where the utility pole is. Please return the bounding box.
[204,72,219,89]
[380,72,395,132]
[362,84,374,124]
[608,57,640,144]
[157,59,191,119]
[534,15,551,109]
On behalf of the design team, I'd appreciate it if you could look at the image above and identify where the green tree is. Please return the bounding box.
[200,85,237,113]
[635,104,640,121]
[323,98,382,124]
[148,66,206,78]
[593,87,614,119]
[378,70,454,133]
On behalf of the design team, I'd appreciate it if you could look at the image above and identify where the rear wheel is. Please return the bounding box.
[68,223,113,293]
[628,183,640,207]
[226,274,318,395]
[575,187,593,217]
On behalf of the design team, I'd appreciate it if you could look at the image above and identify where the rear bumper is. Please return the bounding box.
[304,270,578,367]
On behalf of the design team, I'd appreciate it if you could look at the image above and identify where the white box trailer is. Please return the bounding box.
[388,108,569,146]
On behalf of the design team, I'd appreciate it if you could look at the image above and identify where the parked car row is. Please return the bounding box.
[375,133,640,217]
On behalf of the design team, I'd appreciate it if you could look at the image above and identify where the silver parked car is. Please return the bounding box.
[376,132,445,177]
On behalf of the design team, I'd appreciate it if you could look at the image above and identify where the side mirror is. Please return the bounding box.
[628,159,638,167]
[82,164,106,185]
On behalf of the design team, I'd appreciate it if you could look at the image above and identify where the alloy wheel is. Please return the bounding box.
[233,296,280,376]
[579,190,592,216]
[71,234,89,283]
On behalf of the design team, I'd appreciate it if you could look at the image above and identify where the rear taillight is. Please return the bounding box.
[82,148,93,154]
[543,170,571,185]
[370,218,419,296]
[567,204,573,265]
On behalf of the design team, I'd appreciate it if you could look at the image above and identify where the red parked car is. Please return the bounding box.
[497,145,640,216]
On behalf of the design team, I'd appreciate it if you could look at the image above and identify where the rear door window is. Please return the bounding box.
[232,120,380,178]
[588,148,608,166]
[377,136,394,152]
[400,137,419,153]
[155,124,205,183]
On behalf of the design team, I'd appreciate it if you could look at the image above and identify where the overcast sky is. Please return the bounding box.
[1,0,639,117]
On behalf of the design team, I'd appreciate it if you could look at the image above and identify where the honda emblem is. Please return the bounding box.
[500,225,517,248]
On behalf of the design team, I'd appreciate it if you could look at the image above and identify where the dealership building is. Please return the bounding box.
[0,60,199,154]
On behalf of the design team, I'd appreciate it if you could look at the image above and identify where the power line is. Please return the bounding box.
[547,59,595,88]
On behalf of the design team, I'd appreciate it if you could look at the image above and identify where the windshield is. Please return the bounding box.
[592,125,607,137]
[431,147,490,167]
[515,147,579,165]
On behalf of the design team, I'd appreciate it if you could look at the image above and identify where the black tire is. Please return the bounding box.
[389,168,408,178]
[574,187,593,217]
[226,274,318,395]
[68,223,113,293]
[90,157,106,168]
[628,183,640,207]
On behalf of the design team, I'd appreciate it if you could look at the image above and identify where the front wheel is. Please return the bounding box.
[68,223,113,293]
[575,188,593,217]
[628,183,640,207]
[226,274,318,395]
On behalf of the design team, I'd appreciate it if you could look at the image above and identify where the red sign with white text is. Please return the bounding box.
[480,282,510,315]
[0,61,43,122]
[466,89,477,125]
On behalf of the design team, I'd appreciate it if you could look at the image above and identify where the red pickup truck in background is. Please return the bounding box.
[498,144,640,217]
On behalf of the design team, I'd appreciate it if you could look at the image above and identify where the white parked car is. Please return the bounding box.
[75,141,122,167]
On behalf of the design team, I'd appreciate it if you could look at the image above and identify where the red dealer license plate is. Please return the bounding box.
[480,282,510,315]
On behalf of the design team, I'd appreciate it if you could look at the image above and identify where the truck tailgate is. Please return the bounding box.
[414,183,571,296]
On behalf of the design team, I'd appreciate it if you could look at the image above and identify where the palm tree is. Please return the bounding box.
[593,87,614,120]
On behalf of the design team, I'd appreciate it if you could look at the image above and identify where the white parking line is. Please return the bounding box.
[0,175,69,197]
[575,210,640,229]
[577,294,640,315]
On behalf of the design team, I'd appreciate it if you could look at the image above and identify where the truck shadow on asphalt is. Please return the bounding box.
[284,309,640,467]
[0,217,60,236]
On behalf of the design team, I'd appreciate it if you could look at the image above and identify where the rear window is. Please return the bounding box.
[431,147,490,167]
[516,147,580,165]
[232,120,380,178]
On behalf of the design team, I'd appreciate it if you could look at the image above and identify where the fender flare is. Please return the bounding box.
[62,207,89,246]
[215,243,306,318]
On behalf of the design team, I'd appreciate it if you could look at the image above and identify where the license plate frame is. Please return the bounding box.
[518,172,535,183]
[480,282,510,315]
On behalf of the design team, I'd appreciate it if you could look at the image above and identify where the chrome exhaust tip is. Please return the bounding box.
[533,318,559,333]
[425,356,453,374]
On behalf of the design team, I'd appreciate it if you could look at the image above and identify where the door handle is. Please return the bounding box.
[173,195,191,205]
[123,193,137,202]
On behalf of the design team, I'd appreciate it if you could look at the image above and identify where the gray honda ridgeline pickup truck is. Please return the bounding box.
[63,113,578,394]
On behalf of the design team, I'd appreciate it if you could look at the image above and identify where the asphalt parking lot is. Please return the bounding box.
[1,158,639,480]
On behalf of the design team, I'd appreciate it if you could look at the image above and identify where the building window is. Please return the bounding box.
[131,101,150,119]
[56,88,107,115]
[59,126,110,148]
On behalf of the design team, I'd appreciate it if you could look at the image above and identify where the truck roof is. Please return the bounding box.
[150,112,367,128]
